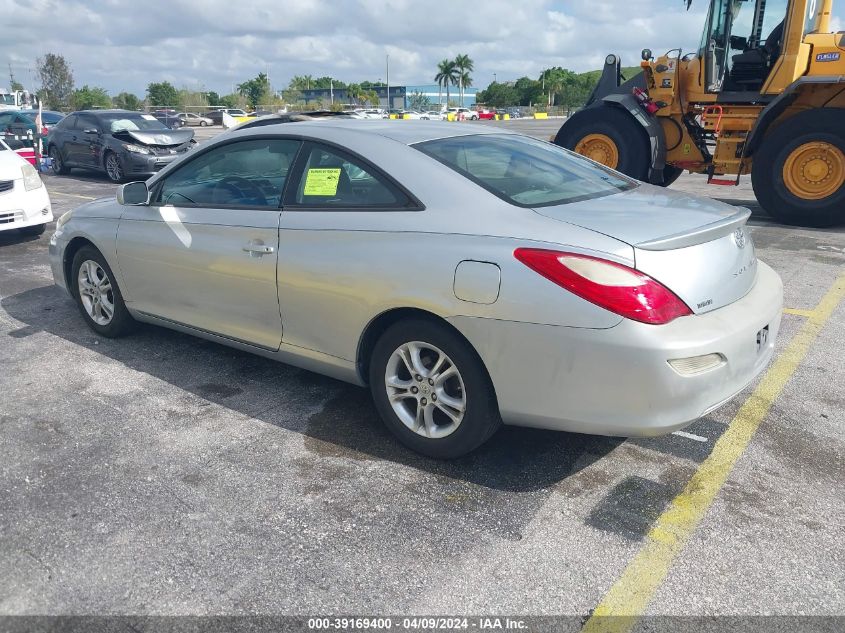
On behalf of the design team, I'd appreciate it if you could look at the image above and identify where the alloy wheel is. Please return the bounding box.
[77,260,115,325]
[105,154,123,182]
[50,149,62,174]
[384,341,466,439]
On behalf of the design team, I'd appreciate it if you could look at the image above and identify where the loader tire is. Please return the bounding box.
[554,105,650,181]
[752,108,845,228]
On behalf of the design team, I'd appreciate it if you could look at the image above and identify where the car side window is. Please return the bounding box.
[156,138,301,209]
[77,114,99,132]
[291,144,409,208]
[59,114,78,130]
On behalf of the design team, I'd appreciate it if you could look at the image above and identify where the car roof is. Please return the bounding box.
[233,120,514,145]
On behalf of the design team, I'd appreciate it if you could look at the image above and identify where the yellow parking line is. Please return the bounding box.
[582,272,845,633]
[783,308,816,317]
[48,191,97,201]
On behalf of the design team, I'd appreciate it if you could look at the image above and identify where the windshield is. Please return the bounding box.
[415,134,636,207]
[0,94,15,106]
[101,113,169,133]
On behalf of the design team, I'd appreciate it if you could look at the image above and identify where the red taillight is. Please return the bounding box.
[42,127,49,136]
[513,248,692,325]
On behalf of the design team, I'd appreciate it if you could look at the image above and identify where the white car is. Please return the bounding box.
[0,140,52,236]
[447,107,478,120]
[423,110,446,121]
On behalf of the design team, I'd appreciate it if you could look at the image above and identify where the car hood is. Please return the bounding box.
[118,129,194,146]
[0,149,27,174]
[532,183,748,250]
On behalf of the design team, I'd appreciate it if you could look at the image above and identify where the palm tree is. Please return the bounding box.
[346,83,363,105]
[454,54,474,106]
[434,59,458,107]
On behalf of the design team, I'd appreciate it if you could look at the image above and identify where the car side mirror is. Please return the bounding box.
[117,181,149,206]
[82,128,99,134]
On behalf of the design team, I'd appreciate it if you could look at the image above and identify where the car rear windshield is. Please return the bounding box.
[415,134,637,207]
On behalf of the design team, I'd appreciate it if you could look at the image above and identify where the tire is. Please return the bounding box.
[554,105,651,180]
[103,151,125,183]
[751,108,845,227]
[49,146,70,175]
[71,245,135,338]
[661,165,684,187]
[19,223,46,236]
[369,318,501,459]
[200,121,207,127]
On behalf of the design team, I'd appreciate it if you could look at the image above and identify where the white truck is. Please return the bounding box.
[0,89,37,111]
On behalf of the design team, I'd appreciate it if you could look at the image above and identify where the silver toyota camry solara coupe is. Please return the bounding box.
[49,121,783,458]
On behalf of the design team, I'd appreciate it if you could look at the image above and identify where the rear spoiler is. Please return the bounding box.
[635,208,752,251]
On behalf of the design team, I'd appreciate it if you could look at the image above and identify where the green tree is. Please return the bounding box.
[313,76,345,89]
[205,91,221,106]
[71,85,111,110]
[36,53,75,110]
[407,91,431,111]
[112,91,142,110]
[476,82,519,108]
[10,78,24,92]
[238,72,270,109]
[346,83,364,105]
[454,54,474,106]
[513,76,543,106]
[434,59,458,107]
[289,75,314,90]
[281,88,304,105]
[219,93,242,108]
[147,81,179,106]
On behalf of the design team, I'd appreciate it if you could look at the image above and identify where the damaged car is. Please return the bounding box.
[47,110,195,183]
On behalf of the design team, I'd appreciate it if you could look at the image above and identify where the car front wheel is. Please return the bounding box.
[369,318,501,458]
[104,152,125,183]
[50,146,70,175]
[71,246,135,337]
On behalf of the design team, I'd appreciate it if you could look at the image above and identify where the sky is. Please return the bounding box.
[3,0,843,97]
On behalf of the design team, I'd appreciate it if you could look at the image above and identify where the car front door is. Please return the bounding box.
[74,114,102,168]
[116,137,302,350]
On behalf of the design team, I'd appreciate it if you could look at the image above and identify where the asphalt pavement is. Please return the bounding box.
[0,121,843,629]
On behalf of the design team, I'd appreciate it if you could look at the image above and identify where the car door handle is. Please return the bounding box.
[243,242,275,256]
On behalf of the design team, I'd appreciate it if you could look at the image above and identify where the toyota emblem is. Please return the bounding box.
[733,227,746,249]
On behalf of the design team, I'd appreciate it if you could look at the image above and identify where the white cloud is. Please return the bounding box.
[2,0,841,98]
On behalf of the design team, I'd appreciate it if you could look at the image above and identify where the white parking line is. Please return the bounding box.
[671,430,708,442]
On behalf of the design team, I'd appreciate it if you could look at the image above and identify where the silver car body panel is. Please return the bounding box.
[49,121,784,438]
[449,262,783,435]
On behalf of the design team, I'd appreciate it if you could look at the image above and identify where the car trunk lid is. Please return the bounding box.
[532,184,758,314]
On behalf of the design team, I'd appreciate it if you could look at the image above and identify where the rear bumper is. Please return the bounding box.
[448,261,783,437]
[0,182,53,231]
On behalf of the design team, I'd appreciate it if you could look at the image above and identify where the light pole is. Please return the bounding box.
[494,72,497,83]
[386,54,390,110]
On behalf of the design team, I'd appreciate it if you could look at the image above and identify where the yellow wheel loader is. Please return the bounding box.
[554,0,845,227]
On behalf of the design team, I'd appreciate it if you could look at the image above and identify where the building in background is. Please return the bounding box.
[405,85,478,109]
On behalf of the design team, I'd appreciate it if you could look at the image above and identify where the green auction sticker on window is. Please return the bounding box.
[303,168,341,196]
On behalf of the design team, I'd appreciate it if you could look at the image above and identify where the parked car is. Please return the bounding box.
[423,110,446,121]
[0,138,52,236]
[447,107,479,120]
[474,108,497,120]
[506,107,524,119]
[203,108,248,125]
[152,110,185,129]
[177,112,213,127]
[49,121,782,458]
[19,109,65,130]
[0,111,50,146]
[47,110,195,182]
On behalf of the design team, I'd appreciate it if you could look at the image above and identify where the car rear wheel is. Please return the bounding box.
[71,246,135,337]
[200,120,208,127]
[49,146,69,175]
[369,318,501,459]
[104,152,125,183]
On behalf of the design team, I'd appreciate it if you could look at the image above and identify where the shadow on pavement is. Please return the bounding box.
[2,284,623,495]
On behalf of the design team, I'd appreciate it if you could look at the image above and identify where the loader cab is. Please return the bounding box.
[701,0,790,93]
